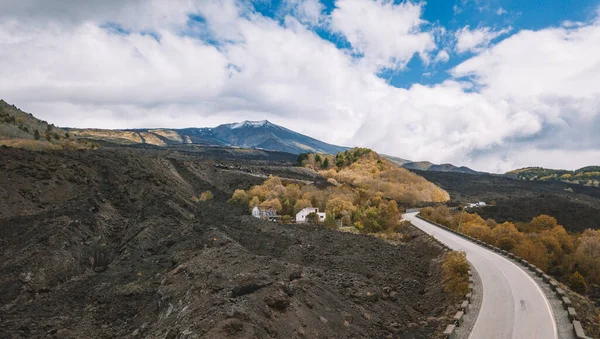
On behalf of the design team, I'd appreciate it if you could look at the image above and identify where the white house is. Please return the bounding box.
[252,206,277,220]
[295,207,326,223]
[466,202,487,209]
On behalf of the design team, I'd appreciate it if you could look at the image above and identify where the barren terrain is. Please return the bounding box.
[0,146,456,338]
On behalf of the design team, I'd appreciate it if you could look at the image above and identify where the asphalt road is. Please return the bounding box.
[404,212,558,339]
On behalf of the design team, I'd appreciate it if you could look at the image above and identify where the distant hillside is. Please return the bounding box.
[381,154,411,165]
[69,120,350,155]
[507,166,600,187]
[402,161,481,174]
[0,100,94,150]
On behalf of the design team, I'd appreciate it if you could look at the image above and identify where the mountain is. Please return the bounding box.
[0,100,66,141]
[381,154,412,165]
[0,100,96,150]
[507,166,600,187]
[402,161,481,174]
[69,120,349,155]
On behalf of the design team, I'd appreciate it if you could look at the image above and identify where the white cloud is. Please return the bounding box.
[1,0,599,173]
[330,0,436,71]
[284,0,325,26]
[434,49,450,63]
[496,7,507,15]
[455,25,511,53]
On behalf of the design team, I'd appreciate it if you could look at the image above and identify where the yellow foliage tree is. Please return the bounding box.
[229,189,249,205]
[491,222,523,251]
[529,215,559,232]
[260,198,283,212]
[326,196,356,219]
[249,196,260,209]
[575,229,600,284]
[293,199,312,213]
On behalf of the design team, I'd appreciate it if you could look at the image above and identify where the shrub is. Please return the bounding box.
[443,251,470,298]
[569,271,587,293]
[199,190,214,202]
[280,215,292,224]
[229,189,249,205]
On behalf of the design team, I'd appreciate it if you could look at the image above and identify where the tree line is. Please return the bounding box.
[420,206,600,293]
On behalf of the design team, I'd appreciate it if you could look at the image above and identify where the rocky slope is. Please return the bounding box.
[0,146,456,338]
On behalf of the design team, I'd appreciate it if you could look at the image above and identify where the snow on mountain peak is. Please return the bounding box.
[229,120,270,129]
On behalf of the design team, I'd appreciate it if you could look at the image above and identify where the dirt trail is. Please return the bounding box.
[0,147,457,338]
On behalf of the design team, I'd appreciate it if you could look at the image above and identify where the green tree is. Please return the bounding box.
[324,213,337,229]
[306,212,320,224]
[322,157,329,168]
[34,129,40,140]
[569,271,587,293]
[280,199,294,216]
[296,153,309,166]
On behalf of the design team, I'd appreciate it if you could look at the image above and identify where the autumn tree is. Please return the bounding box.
[229,189,249,205]
[326,196,355,219]
[491,222,522,251]
[294,199,312,213]
[260,198,283,212]
[249,196,260,209]
[574,229,600,284]
[529,215,559,232]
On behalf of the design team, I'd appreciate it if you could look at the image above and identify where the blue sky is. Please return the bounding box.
[243,0,600,88]
[1,0,600,172]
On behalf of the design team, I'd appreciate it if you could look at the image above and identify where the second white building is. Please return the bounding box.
[295,207,326,223]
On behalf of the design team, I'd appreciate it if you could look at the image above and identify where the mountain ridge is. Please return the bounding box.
[506,166,600,187]
[401,161,481,174]
[69,119,350,155]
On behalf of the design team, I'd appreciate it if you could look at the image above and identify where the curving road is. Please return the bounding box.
[404,212,557,339]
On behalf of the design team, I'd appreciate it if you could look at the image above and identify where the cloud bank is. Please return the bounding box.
[0,0,599,173]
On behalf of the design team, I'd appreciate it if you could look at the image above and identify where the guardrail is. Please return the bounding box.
[442,269,474,339]
[414,214,593,339]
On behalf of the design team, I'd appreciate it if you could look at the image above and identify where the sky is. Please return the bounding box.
[1,0,599,173]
